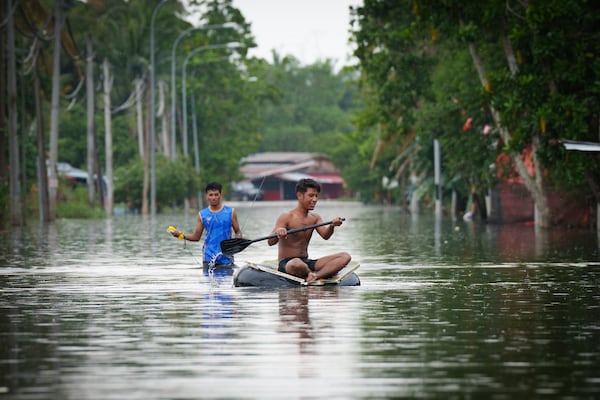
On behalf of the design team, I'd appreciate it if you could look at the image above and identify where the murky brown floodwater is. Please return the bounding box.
[1,202,599,399]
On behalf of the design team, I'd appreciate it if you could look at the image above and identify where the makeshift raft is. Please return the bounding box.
[233,260,361,288]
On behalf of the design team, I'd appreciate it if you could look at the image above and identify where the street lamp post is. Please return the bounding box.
[187,54,240,209]
[186,55,231,174]
[149,0,169,217]
[180,42,241,156]
[170,22,240,160]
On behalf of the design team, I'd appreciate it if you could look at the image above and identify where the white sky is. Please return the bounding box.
[232,0,362,69]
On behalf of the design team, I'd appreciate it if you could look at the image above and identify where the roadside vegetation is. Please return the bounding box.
[1,0,598,228]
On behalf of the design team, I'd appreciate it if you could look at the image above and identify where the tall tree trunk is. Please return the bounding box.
[0,2,7,188]
[467,35,552,228]
[48,0,63,221]
[191,93,200,174]
[7,0,22,226]
[142,75,150,215]
[103,58,114,216]
[191,93,201,209]
[34,64,50,222]
[531,136,551,227]
[19,62,27,224]
[135,78,144,157]
[501,22,519,75]
[94,144,104,209]
[163,80,172,158]
[159,80,169,155]
[86,34,96,206]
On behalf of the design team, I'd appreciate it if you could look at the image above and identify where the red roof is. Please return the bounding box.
[309,174,345,185]
[239,152,344,184]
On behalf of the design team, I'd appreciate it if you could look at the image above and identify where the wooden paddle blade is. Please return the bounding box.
[220,238,253,255]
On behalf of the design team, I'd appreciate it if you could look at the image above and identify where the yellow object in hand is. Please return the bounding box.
[168,225,184,240]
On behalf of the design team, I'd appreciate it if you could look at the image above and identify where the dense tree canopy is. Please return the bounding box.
[350,0,600,225]
[1,0,599,228]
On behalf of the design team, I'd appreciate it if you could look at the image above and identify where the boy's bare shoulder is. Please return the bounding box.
[278,210,293,220]
[307,211,321,220]
[274,211,294,227]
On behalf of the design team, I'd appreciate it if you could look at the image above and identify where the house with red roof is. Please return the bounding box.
[238,152,346,200]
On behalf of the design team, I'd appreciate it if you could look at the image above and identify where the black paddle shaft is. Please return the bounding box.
[220,218,345,255]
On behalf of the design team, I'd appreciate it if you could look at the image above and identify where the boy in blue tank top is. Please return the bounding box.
[170,182,242,267]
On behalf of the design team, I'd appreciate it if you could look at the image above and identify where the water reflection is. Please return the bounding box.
[358,265,600,397]
[277,288,345,354]
[204,265,234,279]
[354,210,598,266]
[278,289,314,354]
[201,286,236,343]
[1,203,599,399]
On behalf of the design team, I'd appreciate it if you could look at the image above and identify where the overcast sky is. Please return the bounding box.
[232,0,362,69]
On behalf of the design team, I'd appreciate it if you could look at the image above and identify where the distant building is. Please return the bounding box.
[239,152,346,200]
[51,162,106,191]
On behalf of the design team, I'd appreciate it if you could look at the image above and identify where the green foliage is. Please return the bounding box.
[114,155,199,212]
[56,183,105,219]
[54,101,142,180]
[350,0,600,210]
[6,0,600,224]
[113,159,144,211]
[257,59,357,153]
[110,115,139,167]
[349,0,439,203]
[416,44,499,196]
[58,105,87,168]
[6,0,269,218]
[156,156,200,209]
[330,127,382,202]
[191,60,262,185]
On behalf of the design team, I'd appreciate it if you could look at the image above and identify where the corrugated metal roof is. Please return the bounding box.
[562,139,600,152]
[276,172,313,182]
[310,173,345,184]
[239,152,344,184]
[276,172,344,185]
[241,152,325,164]
[241,160,317,179]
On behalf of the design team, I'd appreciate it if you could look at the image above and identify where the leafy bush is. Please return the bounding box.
[114,155,200,212]
[56,183,105,219]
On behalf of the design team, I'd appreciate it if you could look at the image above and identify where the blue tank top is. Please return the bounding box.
[200,205,234,265]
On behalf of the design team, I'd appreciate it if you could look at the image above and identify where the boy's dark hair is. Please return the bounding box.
[296,178,321,194]
[205,181,222,193]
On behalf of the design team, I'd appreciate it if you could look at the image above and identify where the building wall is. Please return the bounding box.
[491,182,595,227]
[496,182,535,223]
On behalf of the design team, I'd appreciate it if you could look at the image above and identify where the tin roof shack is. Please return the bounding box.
[239,152,346,200]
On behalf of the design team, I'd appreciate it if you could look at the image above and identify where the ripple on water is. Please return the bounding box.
[1,212,600,399]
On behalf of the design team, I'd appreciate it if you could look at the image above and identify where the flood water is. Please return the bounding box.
[1,201,599,399]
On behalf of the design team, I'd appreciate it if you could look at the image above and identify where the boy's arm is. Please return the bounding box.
[268,213,288,246]
[182,215,204,241]
[231,208,242,238]
[316,216,344,240]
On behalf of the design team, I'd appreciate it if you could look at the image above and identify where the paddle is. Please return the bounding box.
[220,219,345,255]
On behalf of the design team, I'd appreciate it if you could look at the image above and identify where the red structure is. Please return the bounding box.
[491,146,593,227]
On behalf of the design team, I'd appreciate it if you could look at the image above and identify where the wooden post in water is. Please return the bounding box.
[434,139,442,217]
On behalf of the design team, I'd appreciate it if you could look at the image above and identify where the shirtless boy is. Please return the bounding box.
[268,178,351,282]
